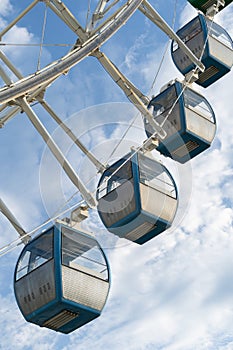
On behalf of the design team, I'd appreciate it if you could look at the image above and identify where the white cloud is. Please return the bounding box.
[213,6,233,35]
[179,3,197,27]
[0,294,57,350]
[0,1,233,349]
[0,0,12,17]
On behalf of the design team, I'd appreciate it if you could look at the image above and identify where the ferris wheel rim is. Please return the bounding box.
[0,0,144,106]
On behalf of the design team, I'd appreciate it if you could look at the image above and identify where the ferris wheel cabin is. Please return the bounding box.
[145,80,216,163]
[96,151,178,244]
[187,0,233,14]
[14,223,110,334]
[171,14,233,87]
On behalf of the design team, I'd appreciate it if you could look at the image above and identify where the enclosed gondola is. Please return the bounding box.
[14,223,110,334]
[145,80,216,163]
[96,151,178,244]
[187,0,233,14]
[171,14,233,87]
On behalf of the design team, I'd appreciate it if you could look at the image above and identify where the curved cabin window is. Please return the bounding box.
[151,85,177,122]
[15,229,54,280]
[138,153,177,198]
[62,227,109,281]
[97,157,133,200]
[183,88,215,122]
[172,16,202,51]
[149,85,181,137]
[206,19,233,49]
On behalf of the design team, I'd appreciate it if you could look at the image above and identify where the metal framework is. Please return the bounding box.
[0,0,210,239]
[0,198,28,242]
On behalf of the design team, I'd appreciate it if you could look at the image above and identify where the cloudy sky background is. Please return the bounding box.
[0,0,233,349]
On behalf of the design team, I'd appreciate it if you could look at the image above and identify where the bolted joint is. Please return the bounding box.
[71,205,89,224]
[142,137,159,152]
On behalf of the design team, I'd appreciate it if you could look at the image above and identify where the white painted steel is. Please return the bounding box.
[0,198,26,238]
[19,97,97,208]
[39,99,106,173]
[139,0,205,73]
[0,0,40,40]
[93,50,167,139]
[0,0,203,241]
[0,0,144,105]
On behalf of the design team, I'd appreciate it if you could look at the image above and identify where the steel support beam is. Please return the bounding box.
[0,0,40,40]
[38,99,107,173]
[93,49,166,139]
[19,97,96,208]
[139,0,205,73]
[48,0,88,42]
[0,198,28,241]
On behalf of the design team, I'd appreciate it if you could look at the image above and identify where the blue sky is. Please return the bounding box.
[0,0,233,349]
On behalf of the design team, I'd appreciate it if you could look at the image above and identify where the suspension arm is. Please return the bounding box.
[48,0,88,42]
[0,198,28,242]
[0,0,40,40]
[38,98,107,173]
[93,49,166,139]
[139,0,205,73]
[19,97,96,208]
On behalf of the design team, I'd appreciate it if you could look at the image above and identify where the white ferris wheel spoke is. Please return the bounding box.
[0,0,214,240]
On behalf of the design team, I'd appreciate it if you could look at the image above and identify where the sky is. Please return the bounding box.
[0,0,233,349]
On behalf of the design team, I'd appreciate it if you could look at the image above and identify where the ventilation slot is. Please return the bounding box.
[172,140,199,158]
[43,310,79,330]
[125,222,155,242]
[198,66,219,84]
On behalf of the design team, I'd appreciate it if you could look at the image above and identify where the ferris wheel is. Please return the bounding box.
[0,0,232,334]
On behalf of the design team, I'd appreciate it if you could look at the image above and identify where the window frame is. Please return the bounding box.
[15,228,54,281]
[61,227,109,281]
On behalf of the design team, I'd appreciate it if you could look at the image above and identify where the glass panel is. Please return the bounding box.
[149,85,181,137]
[62,227,108,281]
[184,88,214,122]
[138,153,176,198]
[108,160,133,192]
[15,229,54,280]
[97,157,133,200]
[16,250,31,280]
[173,16,202,51]
[206,19,233,49]
[151,85,177,122]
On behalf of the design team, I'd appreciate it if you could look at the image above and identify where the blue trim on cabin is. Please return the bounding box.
[147,82,186,134]
[101,152,142,228]
[161,162,179,202]
[175,80,187,132]
[199,56,231,87]
[148,81,216,163]
[97,151,142,228]
[13,228,56,320]
[156,130,211,163]
[59,223,111,290]
[130,151,142,219]
[25,296,101,334]
[198,14,232,87]
[109,210,170,244]
[54,224,63,301]
[171,15,205,75]
[14,223,110,334]
[171,14,233,87]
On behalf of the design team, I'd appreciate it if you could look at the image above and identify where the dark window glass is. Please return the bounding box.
[16,229,54,280]
[97,158,133,199]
